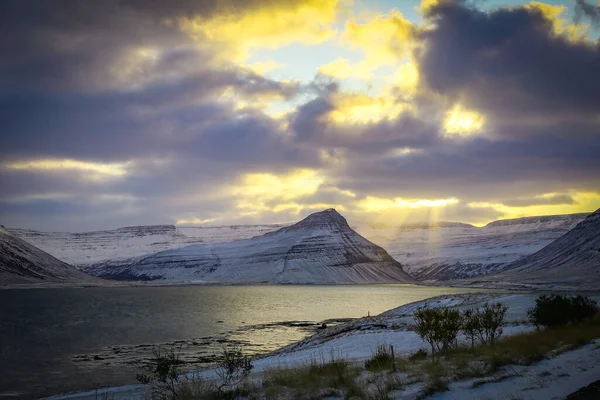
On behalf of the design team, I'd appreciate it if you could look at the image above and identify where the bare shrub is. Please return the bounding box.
[215,345,253,391]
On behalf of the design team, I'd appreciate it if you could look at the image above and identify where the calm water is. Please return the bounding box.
[0,285,485,398]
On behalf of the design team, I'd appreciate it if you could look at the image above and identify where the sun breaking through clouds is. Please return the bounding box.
[1,0,599,231]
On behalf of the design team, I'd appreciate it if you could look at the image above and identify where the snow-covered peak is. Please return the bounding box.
[286,208,350,232]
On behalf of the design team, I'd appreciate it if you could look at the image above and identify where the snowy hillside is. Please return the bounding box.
[9,224,284,267]
[84,209,415,284]
[0,227,97,284]
[483,208,600,288]
[359,213,589,280]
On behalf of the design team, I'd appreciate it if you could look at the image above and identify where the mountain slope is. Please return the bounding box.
[493,208,600,286]
[85,209,414,284]
[0,227,97,284]
[361,213,589,281]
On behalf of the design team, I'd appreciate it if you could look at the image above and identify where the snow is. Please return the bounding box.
[429,339,600,400]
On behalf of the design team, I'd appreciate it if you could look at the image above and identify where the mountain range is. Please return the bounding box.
[2,208,598,287]
[83,209,414,284]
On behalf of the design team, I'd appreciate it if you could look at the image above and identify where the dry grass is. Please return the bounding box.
[263,356,364,399]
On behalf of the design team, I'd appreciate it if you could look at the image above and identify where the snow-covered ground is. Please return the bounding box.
[46,292,600,400]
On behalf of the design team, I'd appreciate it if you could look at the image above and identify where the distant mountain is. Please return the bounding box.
[361,212,589,281]
[0,227,96,284]
[486,208,600,287]
[484,213,590,228]
[9,224,283,267]
[84,209,415,284]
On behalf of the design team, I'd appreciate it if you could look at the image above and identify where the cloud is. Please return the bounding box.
[1,0,600,231]
[503,193,576,207]
[176,0,342,61]
[417,0,600,121]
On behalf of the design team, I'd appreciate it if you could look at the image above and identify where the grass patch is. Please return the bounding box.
[263,356,363,399]
[408,349,428,361]
[364,345,393,372]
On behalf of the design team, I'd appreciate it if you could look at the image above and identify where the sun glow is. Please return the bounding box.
[329,93,412,124]
[177,0,340,61]
[468,191,600,222]
[4,159,131,180]
[443,104,486,136]
[358,196,459,212]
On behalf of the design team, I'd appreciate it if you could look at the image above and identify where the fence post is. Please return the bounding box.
[391,345,396,372]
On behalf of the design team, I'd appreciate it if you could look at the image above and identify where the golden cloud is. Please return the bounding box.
[177,0,342,62]
[328,92,414,124]
[358,196,459,212]
[525,2,588,42]
[3,159,132,181]
[468,191,600,221]
[443,104,486,137]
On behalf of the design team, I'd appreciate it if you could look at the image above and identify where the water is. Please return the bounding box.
[0,284,485,398]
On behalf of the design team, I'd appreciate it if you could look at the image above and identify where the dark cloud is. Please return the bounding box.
[503,194,575,207]
[575,0,600,24]
[290,96,438,154]
[418,0,600,120]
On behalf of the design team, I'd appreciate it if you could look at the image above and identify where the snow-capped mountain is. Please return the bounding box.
[359,213,589,280]
[0,226,96,284]
[84,209,414,284]
[488,208,600,287]
[9,224,284,268]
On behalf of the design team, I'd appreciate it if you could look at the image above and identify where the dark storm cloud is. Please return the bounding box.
[0,0,302,91]
[0,67,301,162]
[418,0,600,119]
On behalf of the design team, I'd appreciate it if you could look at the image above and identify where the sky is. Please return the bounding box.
[1,0,600,231]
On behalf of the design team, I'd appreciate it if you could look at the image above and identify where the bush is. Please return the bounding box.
[215,345,253,391]
[527,294,599,329]
[462,308,484,350]
[364,344,393,371]
[414,306,462,358]
[461,303,507,348]
[480,303,508,347]
[136,346,185,398]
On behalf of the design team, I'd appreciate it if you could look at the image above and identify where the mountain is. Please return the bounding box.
[359,212,589,281]
[484,213,589,228]
[84,209,415,284]
[9,224,284,268]
[485,208,600,287]
[0,227,97,284]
